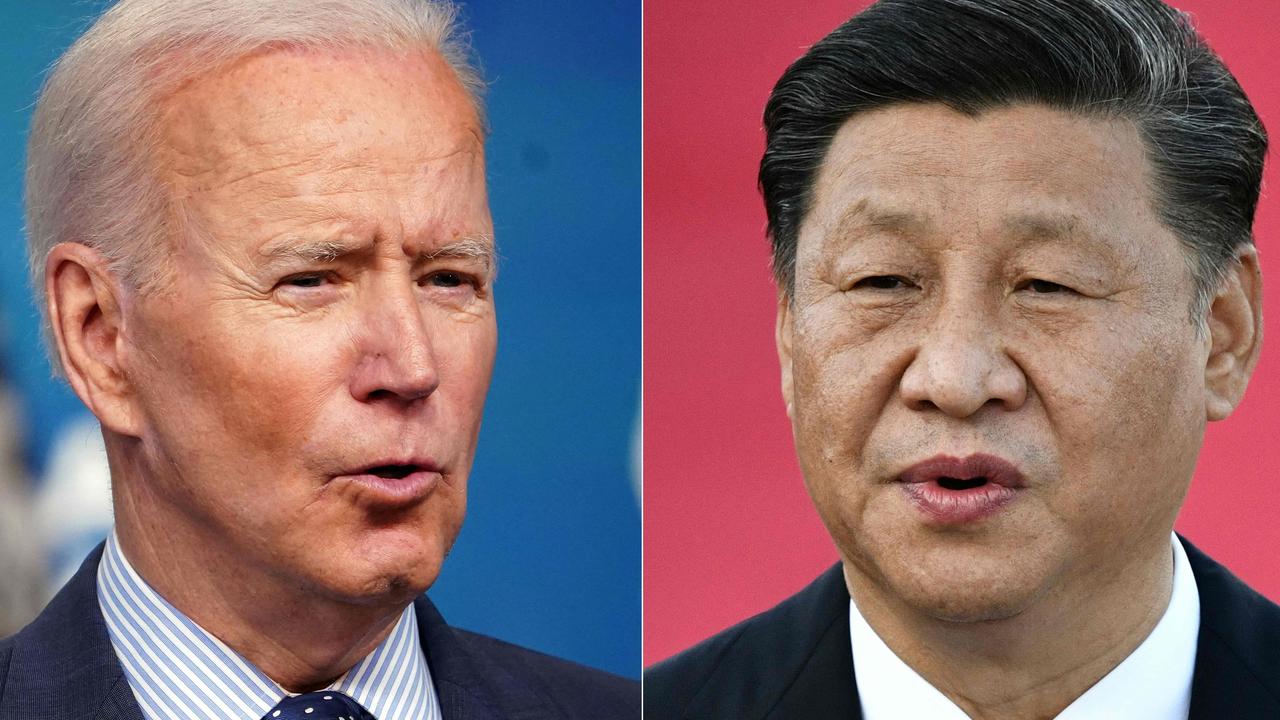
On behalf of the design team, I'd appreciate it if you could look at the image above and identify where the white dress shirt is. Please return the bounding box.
[850,534,1200,719]
[97,530,443,720]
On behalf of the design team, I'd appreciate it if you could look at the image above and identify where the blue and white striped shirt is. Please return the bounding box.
[97,530,443,720]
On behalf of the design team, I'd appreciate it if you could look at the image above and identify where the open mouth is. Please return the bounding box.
[897,454,1025,524]
[935,475,989,491]
[338,461,440,508]
[363,464,423,480]
[898,454,1027,490]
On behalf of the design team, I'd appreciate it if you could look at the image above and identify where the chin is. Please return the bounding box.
[319,562,438,606]
[839,519,1060,625]
[318,532,449,605]
[883,547,1054,624]
[908,582,1037,624]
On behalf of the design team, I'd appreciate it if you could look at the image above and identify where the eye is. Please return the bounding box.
[1022,279,1070,294]
[852,275,912,290]
[279,272,331,289]
[420,271,476,289]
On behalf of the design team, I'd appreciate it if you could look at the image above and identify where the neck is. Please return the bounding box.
[846,537,1174,720]
[109,452,406,693]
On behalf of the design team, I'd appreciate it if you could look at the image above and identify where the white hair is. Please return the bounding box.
[25,0,484,354]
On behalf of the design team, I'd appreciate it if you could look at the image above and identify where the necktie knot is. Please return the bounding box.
[261,691,374,720]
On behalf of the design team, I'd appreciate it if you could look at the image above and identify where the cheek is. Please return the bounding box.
[137,309,350,463]
[789,307,912,465]
[1040,319,1202,451]
[432,314,496,413]
[1035,320,1205,528]
[787,312,907,533]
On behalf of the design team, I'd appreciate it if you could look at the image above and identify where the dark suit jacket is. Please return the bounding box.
[645,537,1280,719]
[0,545,638,720]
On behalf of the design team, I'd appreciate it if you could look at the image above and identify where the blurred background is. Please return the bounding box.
[645,0,1280,664]
[0,0,641,678]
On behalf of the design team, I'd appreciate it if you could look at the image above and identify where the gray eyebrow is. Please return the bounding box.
[262,240,352,263]
[424,236,497,274]
[259,234,498,275]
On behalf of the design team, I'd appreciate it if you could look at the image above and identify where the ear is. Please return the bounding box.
[46,243,143,436]
[1204,246,1262,421]
[776,292,796,420]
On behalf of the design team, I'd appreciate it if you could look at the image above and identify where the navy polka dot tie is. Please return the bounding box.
[261,691,375,720]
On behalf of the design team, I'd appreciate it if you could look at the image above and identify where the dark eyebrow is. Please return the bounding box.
[825,197,930,248]
[830,200,1124,253]
[1003,213,1085,241]
[1001,212,1130,259]
[834,198,928,235]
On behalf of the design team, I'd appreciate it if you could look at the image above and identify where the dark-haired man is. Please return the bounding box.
[645,0,1278,717]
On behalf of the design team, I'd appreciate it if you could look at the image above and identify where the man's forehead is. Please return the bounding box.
[817,103,1150,185]
[159,44,482,183]
[804,104,1158,250]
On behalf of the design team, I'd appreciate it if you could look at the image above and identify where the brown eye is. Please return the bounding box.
[421,271,477,289]
[1026,279,1068,294]
[853,275,910,290]
[281,273,328,288]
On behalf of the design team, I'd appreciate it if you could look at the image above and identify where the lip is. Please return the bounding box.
[334,458,443,509]
[897,453,1026,524]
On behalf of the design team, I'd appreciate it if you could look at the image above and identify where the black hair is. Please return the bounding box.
[760,0,1266,316]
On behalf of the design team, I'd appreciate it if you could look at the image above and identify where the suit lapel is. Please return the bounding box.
[685,564,861,720]
[0,544,144,720]
[5,545,611,720]
[764,607,860,720]
[413,595,564,720]
[1182,537,1280,719]
[94,680,148,720]
[660,540,1280,719]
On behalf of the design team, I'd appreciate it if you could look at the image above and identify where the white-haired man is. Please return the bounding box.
[0,1,637,718]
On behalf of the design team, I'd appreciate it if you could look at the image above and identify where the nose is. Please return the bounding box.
[898,300,1026,417]
[349,288,440,404]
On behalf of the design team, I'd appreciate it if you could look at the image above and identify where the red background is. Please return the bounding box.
[644,0,1280,665]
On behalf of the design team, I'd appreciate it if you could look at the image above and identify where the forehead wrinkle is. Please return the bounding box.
[169,117,479,194]
[261,145,483,207]
[161,50,485,191]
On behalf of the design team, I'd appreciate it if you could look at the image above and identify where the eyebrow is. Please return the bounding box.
[262,239,352,264]
[424,236,498,273]
[1000,212,1130,259]
[828,199,1124,257]
[260,234,498,274]
[1003,213,1085,241]
[827,198,931,247]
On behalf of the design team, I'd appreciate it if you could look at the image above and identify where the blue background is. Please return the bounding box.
[0,0,640,678]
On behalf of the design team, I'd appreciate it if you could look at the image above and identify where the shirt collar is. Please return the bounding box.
[97,529,442,720]
[850,533,1200,720]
